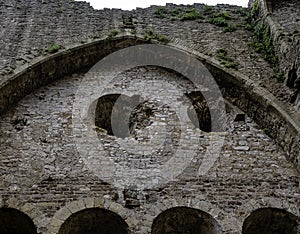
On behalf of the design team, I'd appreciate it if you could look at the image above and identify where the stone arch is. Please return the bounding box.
[144,198,233,233]
[48,197,135,234]
[242,208,299,234]
[0,33,299,171]
[0,208,37,234]
[151,206,221,234]
[58,208,129,234]
[95,93,142,138]
[93,82,213,139]
[235,197,300,223]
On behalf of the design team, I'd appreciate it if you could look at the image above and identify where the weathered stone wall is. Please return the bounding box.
[255,0,300,110]
[0,0,299,233]
[0,65,299,233]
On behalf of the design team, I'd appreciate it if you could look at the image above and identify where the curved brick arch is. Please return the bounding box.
[58,208,129,234]
[0,3,299,234]
[0,34,298,173]
[0,197,47,234]
[144,197,241,233]
[48,197,136,234]
[0,207,38,234]
[235,197,300,223]
[242,207,299,234]
[151,207,221,234]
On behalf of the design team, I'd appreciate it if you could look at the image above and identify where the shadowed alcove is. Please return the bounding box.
[95,94,142,138]
[0,208,37,234]
[151,207,221,234]
[242,208,299,234]
[58,208,128,234]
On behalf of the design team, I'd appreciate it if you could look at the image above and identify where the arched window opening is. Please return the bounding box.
[58,208,129,234]
[0,208,37,234]
[185,91,211,132]
[95,94,141,138]
[242,208,299,234]
[151,207,220,234]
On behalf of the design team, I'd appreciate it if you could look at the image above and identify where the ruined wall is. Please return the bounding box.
[254,0,300,109]
[0,0,299,233]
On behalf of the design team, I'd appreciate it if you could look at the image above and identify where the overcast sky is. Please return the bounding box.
[79,0,249,10]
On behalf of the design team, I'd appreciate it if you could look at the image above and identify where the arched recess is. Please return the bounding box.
[242,208,299,234]
[151,206,221,234]
[58,208,129,234]
[0,34,299,171]
[95,93,142,138]
[0,208,37,234]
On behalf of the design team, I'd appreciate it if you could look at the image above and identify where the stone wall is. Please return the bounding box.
[255,0,300,109]
[0,0,299,233]
[0,63,299,233]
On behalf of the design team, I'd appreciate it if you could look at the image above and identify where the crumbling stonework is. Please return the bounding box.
[253,0,300,109]
[0,0,299,233]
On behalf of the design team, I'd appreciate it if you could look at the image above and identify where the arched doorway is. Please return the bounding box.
[242,208,299,234]
[58,208,128,234]
[151,207,220,234]
[0,208,37,234]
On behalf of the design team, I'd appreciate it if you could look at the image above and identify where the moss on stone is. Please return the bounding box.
[48,43,61,54]
[180,8,203,21]
[216,48,239,69]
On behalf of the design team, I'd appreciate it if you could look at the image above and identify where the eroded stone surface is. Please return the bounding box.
[0,66,298,233]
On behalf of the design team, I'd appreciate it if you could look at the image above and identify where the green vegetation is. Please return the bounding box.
[56,5,63,13]
[106,29,119,40]
[144,29,170,44]
[203,5,214,15]
[144,29,155,41]
[216,48,239,69]
[171,7,182,16]
[7,67,14,74]
[152,5,235,25]
[209,17,228,27]
[250,23,284,81]
[223,24,237,33]
[154,6,182,19]
[131,29,137,35]
[244,0,284,82]
[263,128,270,136]
[91,33,101,39]
[180,8,203,21]
[48,43,61,53]
[251,0,260,17]
[251,23,269,53]
[154,7,168,18]
[208,11,231,27]
[156,34,170,44]
[216,11,231,20]
[234,6,248,17]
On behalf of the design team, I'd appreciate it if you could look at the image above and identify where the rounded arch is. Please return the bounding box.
[242,208,299,234]
[151,206,221,234]
[0,34,299,171]
[58,207,129,234]
[95,93,142,138]
[0,208,37,234]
